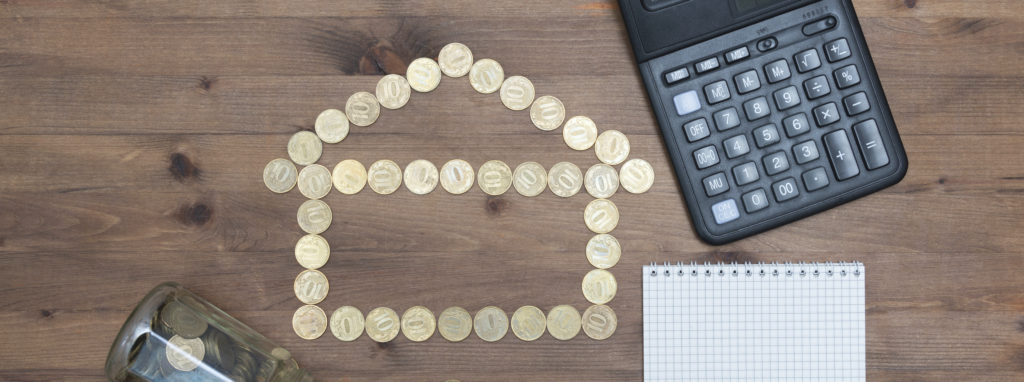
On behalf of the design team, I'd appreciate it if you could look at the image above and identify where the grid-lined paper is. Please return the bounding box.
[643,263,865,381]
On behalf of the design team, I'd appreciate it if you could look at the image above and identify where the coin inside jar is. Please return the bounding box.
[619,158,655,194]
[584,198,619,234]
[365,307,401,343]
[477,160,512,196]
[287,131,323,166]
[595,130,630,165]
[562,116,598,151]
[263,158,298,194]
[584,163,619,199]
[499,76,536,111]
[438,42,473,78]
[375,74,412,110]
[294,234,330,270]
[330,306,364,342]
[165,335,205,372]
[344,91,381,127]
[581,304,617,340]
[437,307,473,342]
[530,95,566,131]
[439,159,475,195]
[403,159,439,195]
[297,199,332,234]
[546,305,581,341]
[512,161,547,197]
[159,300,208,339]
[293,269,329,305]
[586,233,621,269]
[297,164,333,200]
[406,57,442,93]
[469,59,504,94]
[314,109,350,144]
[401,306,436,342]
[292,305,328,340]
[547,161,583,197]
[473,306,509,342]
[367,160,403,195]
[582,269,618,305]
[510,305,547,341]
[332,159,367,195]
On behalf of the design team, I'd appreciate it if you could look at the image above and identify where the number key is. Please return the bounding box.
[763,151,790,176]
[683,118,710,142]
[792,140,820,164]
[772,177,800,202]
[732,162,760,186]
[783,113,810,137]
[713,107,741,131]
[743,97,771,121]
[723,134,751,158]
[773,86,801,111]
[693,145,720,169]
[752,124,781,148]
[742,189,770,213]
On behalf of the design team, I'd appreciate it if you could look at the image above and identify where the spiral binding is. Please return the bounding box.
[645,261,863,278]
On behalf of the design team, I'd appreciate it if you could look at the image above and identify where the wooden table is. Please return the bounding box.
[1,1,1022,380]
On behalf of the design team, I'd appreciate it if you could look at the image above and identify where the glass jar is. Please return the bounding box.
[105,282,314,382]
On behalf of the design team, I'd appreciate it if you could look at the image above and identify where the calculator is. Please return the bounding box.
[619,0,908,244]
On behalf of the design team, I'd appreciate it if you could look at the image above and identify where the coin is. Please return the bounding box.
[586,234,621,269]
[297,164,333,200]
[166,335,205,372]
[401,306,436,342]
[619,158,655,194]
[438,42,473,78]
[376,74,412,110]
[270,347,291,361]
[293,269,329,305]
[201,330,234,370]
[547,162,583,197]
[530,96,565,131]
[510,305,546,341]
[584,163,619,199]
[367,159,403,195]
[582,304,617,340]
[439,159,475,195]
[595,130,630,165]
[512,161,547,197]
[469,59,504,94]
[406,57,442,93]
[263,158,298,194]
[332,159,367,195]
[329,306,364,342]
[499,76,536,111]
[562,116,598,151]
[584,198,619,234]
[314,109,350,144]
[477,160,512,196]
[582,269,618,305]
[546,305,581,341]
[292,305,328,340]
[297,199,332,234]
[159,300,208,339]
[287,131,323,166]
[437,307,473,342]
[473,306,509,342]
[345,91,380,127]
[294,234,330,270]
[365,307,400,343]
[403,159,439,195]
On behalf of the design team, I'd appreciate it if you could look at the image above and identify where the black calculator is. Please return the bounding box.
[619,0,908,244]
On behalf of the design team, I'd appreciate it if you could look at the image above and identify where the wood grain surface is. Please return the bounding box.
[1,0,1023,381]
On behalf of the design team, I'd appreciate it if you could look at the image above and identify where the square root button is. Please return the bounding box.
[711,199,740,225]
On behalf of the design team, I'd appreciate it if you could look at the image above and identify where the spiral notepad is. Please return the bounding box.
[643,262,865,381]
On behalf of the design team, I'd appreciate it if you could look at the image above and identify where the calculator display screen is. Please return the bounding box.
[733,0,789,14]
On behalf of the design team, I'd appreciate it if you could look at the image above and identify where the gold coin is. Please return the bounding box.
[367,159,403,195]
[437,307,473,342]
[499,76,536,111]
[510,305,547,341]
[584,163,619,199]
[582,269,618,305]
[562,116,598,151]
[439,159,475,195]
[165,335,205,372]
[595,130,630,165]
[477,160,512,196]
[438,42,474,78]
[263,158,297,194]
[365,307,400,343]
[329,306,365,342]
[469,59,504,94]
[292,305,328,340]
[332,159,367,195]
[293,269,329,305]
[294,234,330,270]
[375,74,412,110]
[345,91,380,127]
[530,95,565,131]
[159,300,208,339]
[586,234,621,269]
[403,159,439,195]
[297,164,333,200]
[406,57,442,93]
[512,161,547,197]
[401,306,436,342]
[584,198,619,234]
[297,199,332,234]
[547,162,583,197]
[546,305,581,341]
[619,158,655,194]
[314,109,350,144]
[582,304,617,340]
[473,306,509,342]
[287,131,323,166]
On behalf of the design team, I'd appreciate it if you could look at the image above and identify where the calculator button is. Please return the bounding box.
[703,172,730,197]
[772,178,800,202]
[732,162,760,186]
[783,113,811,137]
[725,46,750,64]
[792,140,820,164]
[853,119,890,170]
[825,38,852,62]
[773,86,801,111]
[672,90,702,116]
[723,135,751,159]
[734,70,761,94]
[795,49,821,73]
[764,59,791,83]
[704,80,731,104]
[802,167,830,192]
[742,189,770,213]
[743,97,771,121]
[757,37,778,52]
[824,130,861,181]
[834,65,860,89]
[803,16,837,36]
[763,151,790,176]
[843,92,871,116]
[695,57,721,74]
[665,67,691,85]
[752,124,781,148]
[683,118,711,142]
[803,75,831,100]
[713,107,741,131]
[813,103,841,127]
[693,145,720,169]
[711,199,740,225]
